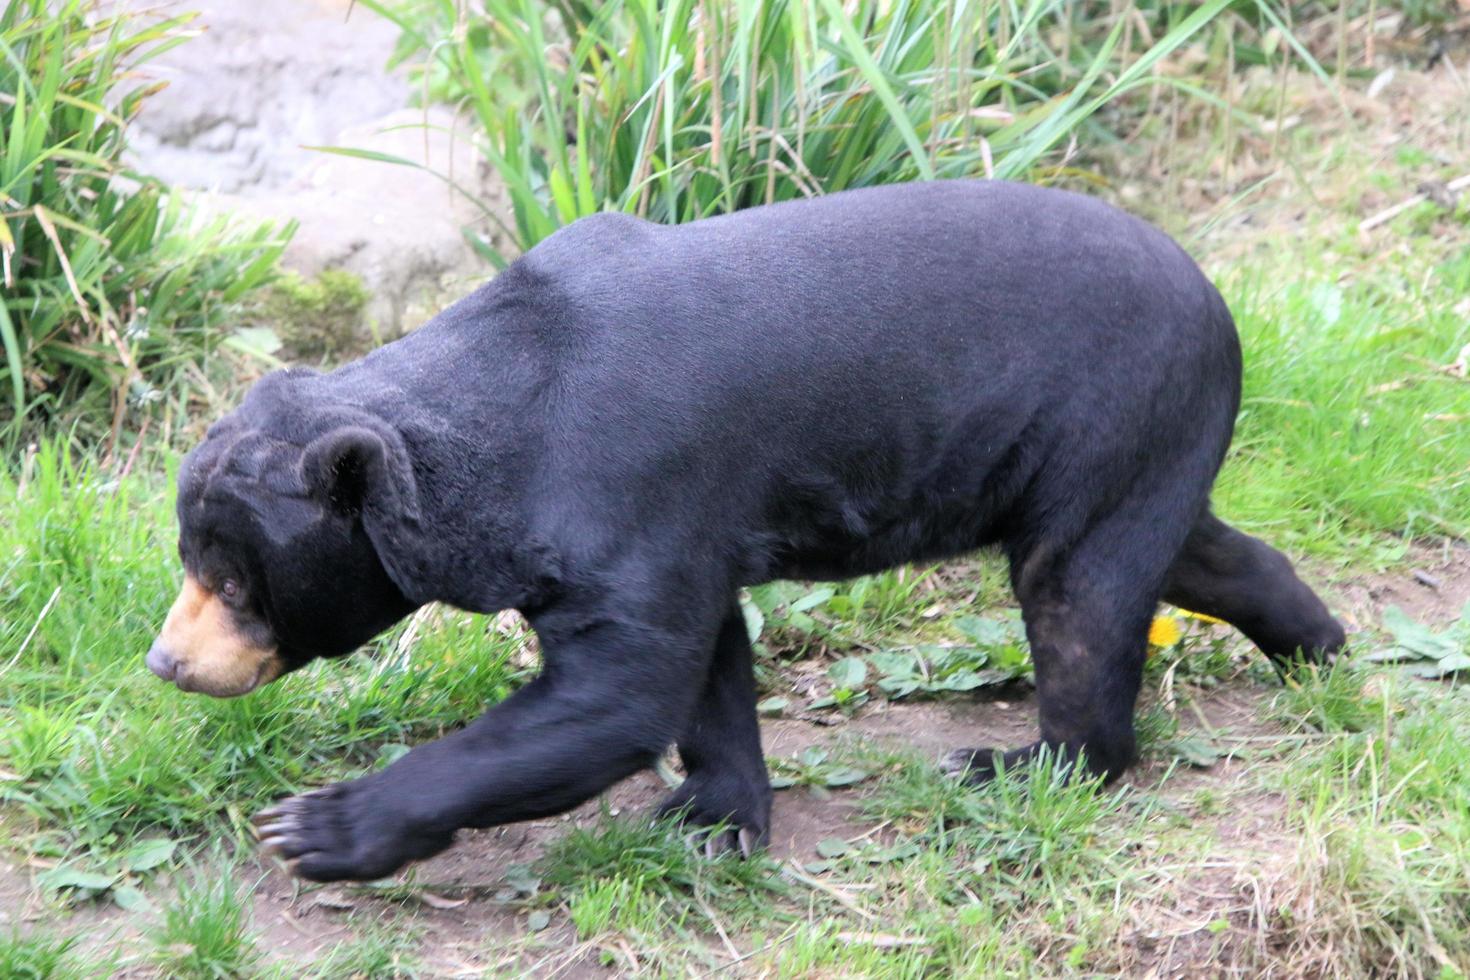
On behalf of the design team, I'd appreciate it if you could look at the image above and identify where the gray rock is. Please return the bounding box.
[218,107,511,334]
[124,0,408,194]
[118,0,509,336]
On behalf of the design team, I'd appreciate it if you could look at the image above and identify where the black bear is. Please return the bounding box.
[146,181,1345,881]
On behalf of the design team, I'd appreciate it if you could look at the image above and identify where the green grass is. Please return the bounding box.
[540,812,788,915]
[0,0,290,438]
[0,443,530,868]
[0,204,1466,973]
[149,871,260,979]
[866,747,1146,893]
[1213,244,1470,557]
[1273,661,1389,734]
[355,0,1245,260]
[301,925,422,979]
[1271,663,1470,976]
[0,931,86,980]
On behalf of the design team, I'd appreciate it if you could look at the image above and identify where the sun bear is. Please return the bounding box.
[146,181,1345,881]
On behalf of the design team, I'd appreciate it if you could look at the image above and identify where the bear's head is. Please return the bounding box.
[147,373,422,697]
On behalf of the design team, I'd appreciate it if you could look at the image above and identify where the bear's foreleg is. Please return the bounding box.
[254,612,717,881]
[655,600,772,856]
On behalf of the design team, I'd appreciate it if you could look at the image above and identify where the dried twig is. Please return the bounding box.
[1361,173,1470,231]
[781,861,875,920]
[695,893,742,962]
[116,416,150,480]
[693,922,802,977]
[834,931,927,948]
[0,586,62,681]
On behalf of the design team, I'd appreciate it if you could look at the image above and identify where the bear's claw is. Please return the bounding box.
[252,798,310,857]
[655,770,771,860]
[682,825,759,860]
[940,747,1000,783]
[250,783,453,882]
[251,787,364,875]
[251,790,324,839]
[251,788,355,869]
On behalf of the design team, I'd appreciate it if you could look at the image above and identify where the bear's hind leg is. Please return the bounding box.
[946,481,1204,785]
[1163,511,1345,668]
[656,600,772,857]
[943,583,1153,784]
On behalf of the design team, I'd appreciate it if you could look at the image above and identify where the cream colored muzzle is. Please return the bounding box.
[146,576,284,697]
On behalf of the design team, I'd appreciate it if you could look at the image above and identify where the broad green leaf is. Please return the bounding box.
[877,678,921,699]
[822,767,869,787]
[504,865,540,896]
[741,597,765,643]
[798,747,828,767]
[1381,606,1460,661]
[938,670,989,692]
[869,652,918,677]
[378,743,411,765]
[757,696,789,716]
[111,884,151,911]
[38,866,117,893]
[1417,654,1470,679]
[954,616,1016,648]
[1169,736,1221,768]
[791,588,834,613]
[815,837,849,858]
[120,838,176,873]
[828,656,867,689]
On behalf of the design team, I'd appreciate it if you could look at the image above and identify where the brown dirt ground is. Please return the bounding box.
[5,544,1464,977]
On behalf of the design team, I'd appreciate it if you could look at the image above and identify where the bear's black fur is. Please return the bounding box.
[150,180,1345,881]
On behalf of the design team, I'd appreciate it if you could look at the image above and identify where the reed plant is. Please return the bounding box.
[0,0,290,438]
[354,0,1247,261]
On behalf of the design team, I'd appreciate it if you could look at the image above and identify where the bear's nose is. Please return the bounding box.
[146,642,180,682]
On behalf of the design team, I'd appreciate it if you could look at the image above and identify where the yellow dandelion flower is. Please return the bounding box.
[1148,615,1184,648]
[1177,608,1226,625]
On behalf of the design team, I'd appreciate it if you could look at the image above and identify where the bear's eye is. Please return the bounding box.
[220,579,240,600]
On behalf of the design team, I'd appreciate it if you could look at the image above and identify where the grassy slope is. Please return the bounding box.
[3,116,1470,980]
[1216,242,1470,559]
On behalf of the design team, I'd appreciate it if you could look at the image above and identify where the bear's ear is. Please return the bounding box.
[300,426,430,602]
[301,427,389,517]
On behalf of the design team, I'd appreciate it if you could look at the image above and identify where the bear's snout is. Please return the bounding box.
[148,575,285,697]
[146,642,180,682]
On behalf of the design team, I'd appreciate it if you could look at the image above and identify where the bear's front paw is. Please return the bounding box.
[656,769,772,859]
[252,782,452,882]
[940,747,1002,784]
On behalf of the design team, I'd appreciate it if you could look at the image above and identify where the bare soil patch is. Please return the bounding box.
[1334,542,1470,632]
